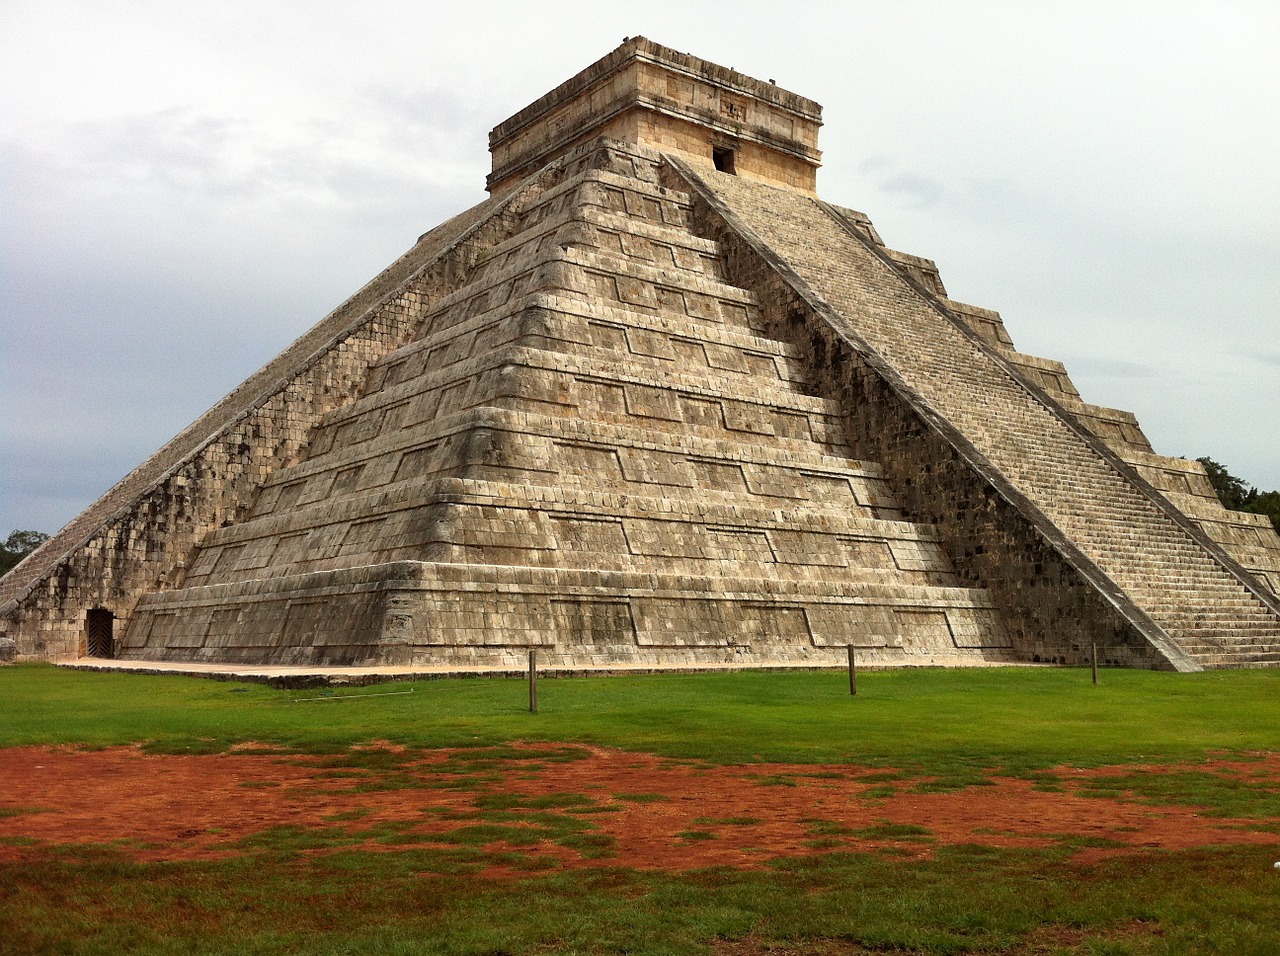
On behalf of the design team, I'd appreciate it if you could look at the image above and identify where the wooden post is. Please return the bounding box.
[1091,643,1098,685]
[528,648,538,713]
[847,645,857,696]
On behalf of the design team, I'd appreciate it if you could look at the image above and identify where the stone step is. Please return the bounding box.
[519,167,695,233]
[1193,650,1280,663]
[1175,633,1280,649]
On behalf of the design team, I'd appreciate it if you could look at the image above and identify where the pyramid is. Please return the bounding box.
[4,38,1279,671]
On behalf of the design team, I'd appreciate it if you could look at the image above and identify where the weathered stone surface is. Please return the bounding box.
[488,37,821,196]
[3,37,1277,670]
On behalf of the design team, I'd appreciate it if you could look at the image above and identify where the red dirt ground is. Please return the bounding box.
[1,744,1277,870]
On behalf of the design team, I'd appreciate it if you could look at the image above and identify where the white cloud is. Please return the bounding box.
[2,0,1277,535]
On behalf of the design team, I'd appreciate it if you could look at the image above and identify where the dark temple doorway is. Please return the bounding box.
[712,146,737,174]
[86,608,114,658]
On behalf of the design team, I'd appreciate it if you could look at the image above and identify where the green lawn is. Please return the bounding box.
[2,663,1278,955]
[3,663,1278,769]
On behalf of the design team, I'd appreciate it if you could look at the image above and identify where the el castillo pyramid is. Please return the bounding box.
[4,38,1279,672]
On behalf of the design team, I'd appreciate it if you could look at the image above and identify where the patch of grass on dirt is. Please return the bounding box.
[751,774,799,787]
[908,770,998,794]
[695,817,761,827]
[418,807,474,823]
[440,823,551,848]
[1051,834,1133,851]
[564,804,623,815]
[556,833,617,859]
[1077,768,1280,818]
[1023,771,1069,793]
[223,745,290,757]
[312,747,414,771]
[322,807,373,823]
[613,792,670,803]
[857,784,898,799]
[427,773,502,790]
[342,773,429,794]
[474,792,596,811]
[851,822,935,841]
[800,819,856,837]
[432,745,592,775]
[226,825,364,854]
[1226,820,1280,834]
[138,736,230,756]
[387,794,614,861]
[0,807,52,818]
[676,830,718,841]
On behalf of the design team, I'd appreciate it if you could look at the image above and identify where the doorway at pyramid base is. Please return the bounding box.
[118,561,1023,670]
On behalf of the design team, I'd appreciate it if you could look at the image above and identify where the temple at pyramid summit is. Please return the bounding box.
[3,38,1280,672]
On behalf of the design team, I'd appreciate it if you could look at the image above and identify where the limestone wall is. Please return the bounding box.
[488,37,821,195]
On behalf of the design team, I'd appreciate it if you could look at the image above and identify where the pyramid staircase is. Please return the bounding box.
[676,161,1280,669]
[978,336,1280,603]
[118,143,1011,669]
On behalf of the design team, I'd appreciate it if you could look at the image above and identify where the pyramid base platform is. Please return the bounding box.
[118,561,1016,670]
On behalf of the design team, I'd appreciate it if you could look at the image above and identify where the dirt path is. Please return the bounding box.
[2,744,1277,870]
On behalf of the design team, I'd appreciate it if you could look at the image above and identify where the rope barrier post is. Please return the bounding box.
[529,648,538,713]
[1091,642,1098,686]
[848,645,857,696]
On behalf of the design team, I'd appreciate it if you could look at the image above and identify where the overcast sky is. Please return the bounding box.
[2,0,1277,536]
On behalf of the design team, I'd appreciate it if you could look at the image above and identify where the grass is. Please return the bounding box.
[0,806,50,818]
[3,663,1279,775]
[1,663,1278,954]
[850,821,935,841]
[3,840,1277,954]
[1078,768,1280,818]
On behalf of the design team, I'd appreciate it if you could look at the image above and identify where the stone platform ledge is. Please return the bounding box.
[53,655,1019,689]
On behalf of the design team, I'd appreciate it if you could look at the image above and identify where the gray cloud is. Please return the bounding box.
[876,172,944,209]
[1062,358,1158,380]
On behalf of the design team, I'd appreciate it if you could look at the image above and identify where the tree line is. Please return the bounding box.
[0,530,50,577]
[1197,458,1280,533]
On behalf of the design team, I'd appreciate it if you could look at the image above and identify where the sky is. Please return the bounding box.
[2,0,1277,537]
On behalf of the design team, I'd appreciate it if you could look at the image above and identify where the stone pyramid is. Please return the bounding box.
[4,38,1279,671]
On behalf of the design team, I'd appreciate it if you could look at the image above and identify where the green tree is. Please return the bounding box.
[0,530,49,577]
[1197,457,1253,510]
[1196,457,1280,533]
[1246,490,1280,534]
